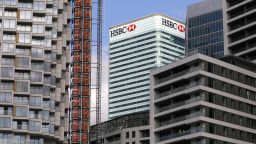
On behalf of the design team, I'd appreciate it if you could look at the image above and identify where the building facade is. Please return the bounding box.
[109,14,185,119]
[222,0,256,62]
[150,54,256,144]
[90,112,150,144]
[0,0,70,143]
[186,0,224,58]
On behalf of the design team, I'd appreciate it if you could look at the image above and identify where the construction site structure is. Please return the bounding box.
[69,0,103,143]
[69,0,91,143]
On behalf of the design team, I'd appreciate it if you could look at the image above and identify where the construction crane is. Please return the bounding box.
[69,0,103,143]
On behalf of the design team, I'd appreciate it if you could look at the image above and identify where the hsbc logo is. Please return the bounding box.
[110,24,137,37]
[127,24,136,32]
[162,18,185,33]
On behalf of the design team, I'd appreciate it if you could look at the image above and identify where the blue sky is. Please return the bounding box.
[103,0,202,47]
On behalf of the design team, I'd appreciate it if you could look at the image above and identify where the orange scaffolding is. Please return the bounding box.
[70,0,91,143]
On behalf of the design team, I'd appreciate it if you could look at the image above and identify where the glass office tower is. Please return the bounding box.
[109,14,185,119]
[0,0,70,143]
[186,0,224,58]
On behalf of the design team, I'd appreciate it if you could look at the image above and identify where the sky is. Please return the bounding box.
[91,0,202,125]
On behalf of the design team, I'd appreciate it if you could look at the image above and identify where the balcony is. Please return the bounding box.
[157,96,202,113]
[157,111,205,128]
[156,81,204,99]
[158,127,205,142]
[13,124,28,131]
[157,66,203,85]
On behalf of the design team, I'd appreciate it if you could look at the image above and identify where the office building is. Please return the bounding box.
[109,14,185,119]
[0,0,70,143]
[90,112,150,144]
[222,0,256,62]
[150,53,256,144]
[186,0,224,58]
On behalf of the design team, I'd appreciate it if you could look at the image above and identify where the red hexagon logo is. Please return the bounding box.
[178,25,185,32]
[127,24,136,32]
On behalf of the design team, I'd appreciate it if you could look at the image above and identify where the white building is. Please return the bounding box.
[109,14,185,119]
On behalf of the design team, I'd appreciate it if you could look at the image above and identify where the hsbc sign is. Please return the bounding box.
[162,18,185,33]
[110,24,137,37]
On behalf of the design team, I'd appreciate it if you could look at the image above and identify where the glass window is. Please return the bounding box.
[4,0,16,5]
[1,67,13,78]
[14,106,28,117]
[31,62,44,70]
[15,57,30,68]
[18,33,31,43]
[30,86,43,94]
[29,121,41,132]
[31,71,43,83]
[30,96,41,107]
[42,110,49,121]
[19,10,32,20]
[45,16,52,24]
[16,47,30,56]
[0,82,13,90]
[30,137,44,144]
[14,135,26,144]
[2,43,15,53]
[15,71,30,80]
[15,81,29,93]
[32,24,44,34]
[31,48,43,58]
[14,96,28,105]
[33,2,45,11]
[4,10,16,17]
[0,117,11,128]
[3,19,16,28]
[3,34,15,41]
[17,24,31,32]
[32,39,45,46]
[18,2,33,8]
[1,58,14,66]
[0,92,12,103]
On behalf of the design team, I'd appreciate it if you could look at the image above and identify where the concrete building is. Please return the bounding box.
[90,112,150,144]
[0,0,70,143]
[222,0,256,62]
[186,0,224,58]
[109,14,185,119]
[150,53,256,144]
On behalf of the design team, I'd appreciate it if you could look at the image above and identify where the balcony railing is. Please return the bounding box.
[156,81,204,99]
[157,96,202,113]
[158,127,205,142]
[157,66,203,84]
[158,111,205,128]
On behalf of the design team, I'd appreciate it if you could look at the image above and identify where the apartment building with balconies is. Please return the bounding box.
[150,53,256,144]
[223,0,256,62]
[0,0,70,143]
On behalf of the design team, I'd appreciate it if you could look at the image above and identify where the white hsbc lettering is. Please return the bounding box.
[162,18,185,32]
[110,24,137,37]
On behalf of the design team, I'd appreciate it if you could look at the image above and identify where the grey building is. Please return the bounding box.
[90,112,150,144]
[222,0,256,62]
[0,0,70,143]
[150,53,256,144]
[186,0,224,58]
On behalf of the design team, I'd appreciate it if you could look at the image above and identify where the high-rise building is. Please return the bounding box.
[109,14,185,119]
[150,53,256,144]
[0,0,70,143]
[186,0,224,58]
[222,0,256,62]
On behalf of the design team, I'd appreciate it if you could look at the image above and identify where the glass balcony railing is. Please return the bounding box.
[158,111,205,128]
[157,96,203,113]
[158,127,205,142]
[156,81,204,99]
